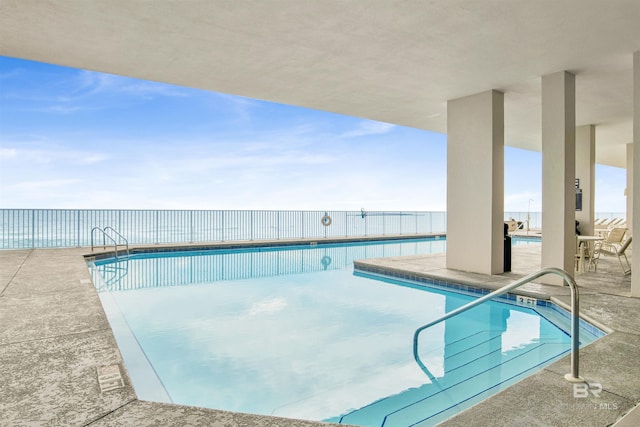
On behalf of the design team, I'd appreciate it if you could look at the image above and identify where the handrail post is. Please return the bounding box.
[91,226,97,252]
[104,226,130,258]
[565,277,582,382]
[91,226,128,259]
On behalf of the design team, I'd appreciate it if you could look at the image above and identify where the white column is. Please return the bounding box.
[627,143,633,237]
[541,71,576,284]
[632,51,640,297]
[575,125,595,236]
[447,90,504,275]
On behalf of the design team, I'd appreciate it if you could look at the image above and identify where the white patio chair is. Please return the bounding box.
[591,234,632,275]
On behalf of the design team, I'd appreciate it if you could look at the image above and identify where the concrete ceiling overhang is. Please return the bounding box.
[1,0,639,167]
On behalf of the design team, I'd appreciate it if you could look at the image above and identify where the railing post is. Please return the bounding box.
[565,280,582,383]
[155,210,159,244]
[76,210,80,247]
[324,212,328,239]
[190,210,194,243]
[344,211,348,238]
[31,209,35,249]
[383,211,386,236]
[222,211,225,242]
[362,214,369,237]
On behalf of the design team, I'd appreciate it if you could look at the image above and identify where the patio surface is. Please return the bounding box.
[1,239,639,426]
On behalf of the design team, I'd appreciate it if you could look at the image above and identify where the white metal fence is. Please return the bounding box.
[0,209,446,249]
[504,211,625,230]
[1,209,624,249]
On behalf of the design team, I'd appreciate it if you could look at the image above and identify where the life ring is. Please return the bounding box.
[321,214,332,227]
[321,255,332,268]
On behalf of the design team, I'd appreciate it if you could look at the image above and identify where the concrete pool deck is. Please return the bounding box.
[1,241,639,426]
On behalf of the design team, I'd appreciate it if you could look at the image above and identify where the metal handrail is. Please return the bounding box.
[91,227,118,256]
[91,226,129,258]
[103,225,129,258]
[413,267,583,383]
[104,226,129,257]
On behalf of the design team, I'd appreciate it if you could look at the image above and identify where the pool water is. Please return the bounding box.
[89,238,601,426]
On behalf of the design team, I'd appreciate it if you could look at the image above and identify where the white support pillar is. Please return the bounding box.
[627,143,633,237]
[541,71,576,284]
[575,125,595,235]
[447,90,504,275]
[632,51,640,297]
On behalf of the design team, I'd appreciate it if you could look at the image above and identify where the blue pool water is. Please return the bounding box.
[89,237,602,426]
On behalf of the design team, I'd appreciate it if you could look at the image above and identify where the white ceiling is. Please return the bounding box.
[1,0,639,167]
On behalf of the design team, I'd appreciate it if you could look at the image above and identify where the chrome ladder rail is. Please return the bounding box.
[413,267,584,383]
[91,226,129,258]
[103,226,129,257]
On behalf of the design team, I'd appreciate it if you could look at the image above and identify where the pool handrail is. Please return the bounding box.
[413,267,583,383]
[91,226,129,258]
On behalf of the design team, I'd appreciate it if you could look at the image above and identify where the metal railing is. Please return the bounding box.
[504,211,625,231]
[0,209,446,249]
[91,226,129,258]
[413,267,584,382]
[1,209,624,249]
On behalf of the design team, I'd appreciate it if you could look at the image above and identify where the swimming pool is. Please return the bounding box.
[89,237,602,426]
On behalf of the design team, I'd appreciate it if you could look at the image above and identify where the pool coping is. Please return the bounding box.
[1,240,639,426]
[353,264,611,341]
[85,233,446,261]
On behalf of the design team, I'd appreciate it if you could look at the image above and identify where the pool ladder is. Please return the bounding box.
[91,226,129,259]
[413,267,584,383]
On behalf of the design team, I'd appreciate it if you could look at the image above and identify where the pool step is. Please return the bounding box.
[338,331,569,427]
[384,343,568,426]
[337,331,501,425]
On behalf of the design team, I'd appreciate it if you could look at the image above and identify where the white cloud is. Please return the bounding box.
[4,70,192,116]
[0,68,24,80]
[35,105,89,114]
[9,179,82,191]
[71,70,188,99]
[341,120,396,138]
[0,145,111,166]
[0,147,17,159]
[77,153,111,164]
[213,92,258,107]
[118,80,190,98]
[248,297,288,316]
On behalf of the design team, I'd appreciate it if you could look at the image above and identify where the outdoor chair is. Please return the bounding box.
[598,227,627,251]
[591,235,632,275]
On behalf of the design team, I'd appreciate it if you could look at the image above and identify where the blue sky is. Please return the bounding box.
[0,56,627,212]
